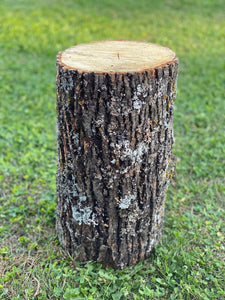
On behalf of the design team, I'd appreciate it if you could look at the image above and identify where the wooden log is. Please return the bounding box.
[56,40,178,269]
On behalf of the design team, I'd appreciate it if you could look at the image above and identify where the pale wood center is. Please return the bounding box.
[60,40,176,73]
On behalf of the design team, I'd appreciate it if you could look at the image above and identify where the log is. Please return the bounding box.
[56,40,178,269]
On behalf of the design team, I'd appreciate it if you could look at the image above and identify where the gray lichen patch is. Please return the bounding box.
[132,83,149,113]
[119,194,136,209]
[121,140,149,164]
[66,221,75,236]
[146,236,157,254]
[137,84,148,97]
[72,133,80,146]
[72,206,97,226]
[133,142,149,164]
[79,195,87,202]
[57,70,74,94]
[133,98,144,113]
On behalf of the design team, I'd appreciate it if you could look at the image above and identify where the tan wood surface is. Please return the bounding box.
[59,40,176,73]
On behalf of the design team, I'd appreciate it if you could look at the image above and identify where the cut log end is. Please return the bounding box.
[58,40,177,73]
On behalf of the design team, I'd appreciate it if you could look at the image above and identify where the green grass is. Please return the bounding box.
[0,0,224,299]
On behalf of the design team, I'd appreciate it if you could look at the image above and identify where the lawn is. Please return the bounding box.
[0,0,224,299]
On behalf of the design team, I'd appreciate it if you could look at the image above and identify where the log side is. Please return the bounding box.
[56,40,178,269]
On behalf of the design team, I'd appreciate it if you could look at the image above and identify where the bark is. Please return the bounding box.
[56,41,178,269]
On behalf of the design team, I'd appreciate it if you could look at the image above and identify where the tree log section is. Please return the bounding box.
[56,40,178,269]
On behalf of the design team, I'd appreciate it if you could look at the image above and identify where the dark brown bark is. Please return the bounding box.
[56,44,178,269]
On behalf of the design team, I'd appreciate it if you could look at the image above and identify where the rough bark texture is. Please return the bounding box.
[56,45,178,269]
